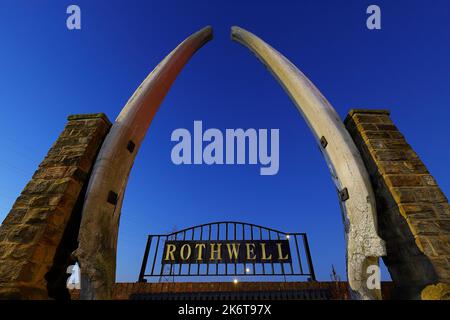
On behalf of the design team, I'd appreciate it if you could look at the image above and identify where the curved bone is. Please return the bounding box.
[231,26,385,299]
[75,26,213,300]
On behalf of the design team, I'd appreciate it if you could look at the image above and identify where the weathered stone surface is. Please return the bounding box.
[0,113,111,299]
[421,283,450,300]
[345,109,450,299]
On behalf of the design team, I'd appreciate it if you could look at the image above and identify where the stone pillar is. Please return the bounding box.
[0,114,111,299]
[345,109,450,299]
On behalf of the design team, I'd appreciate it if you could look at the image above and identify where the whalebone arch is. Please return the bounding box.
[76,25,385,300]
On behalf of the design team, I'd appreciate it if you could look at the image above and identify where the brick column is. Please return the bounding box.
[0,114,111,299]
[345,109,449,299]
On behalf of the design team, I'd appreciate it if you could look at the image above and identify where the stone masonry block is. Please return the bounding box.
[0,113,111,299]
[345,109,450,299]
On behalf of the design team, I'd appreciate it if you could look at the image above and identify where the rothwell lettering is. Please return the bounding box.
[162,240,291,264]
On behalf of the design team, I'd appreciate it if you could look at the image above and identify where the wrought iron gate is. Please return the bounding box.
[138,221,316,282]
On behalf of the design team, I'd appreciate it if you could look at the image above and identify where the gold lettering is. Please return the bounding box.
[164,244,176,261]
[260,243,272,260]
[180,244,192,260]
[246,243,256,260]
[210,243,222,261]
[226,243,240,261]
[195,243,206,261]
[277,243,289,260]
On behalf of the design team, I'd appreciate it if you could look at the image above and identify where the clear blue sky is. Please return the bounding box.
[0,1,449,282]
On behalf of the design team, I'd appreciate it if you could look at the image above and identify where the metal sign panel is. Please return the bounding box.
[162,240,291,264]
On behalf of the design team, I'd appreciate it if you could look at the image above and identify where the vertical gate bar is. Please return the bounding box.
[197,226,203,275]
[234,223,237,275]
[251,226,255,275]
[225,223,228,275]
[216,223,220,275]
[138,235,152,282]
[178,231,186,275]
[169,233,176,277]
[207,225,211,275]
[159,236,164,279]
[159,236,169,276]
[188,228,195,275]
[151,235,160,276]
[268,231,275,275]
[242,224,246,275]
[294,234,304,274]
[303,234,316,281]
[259,227,265,275]
[277,233,286,276]
[287,234,294,275]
